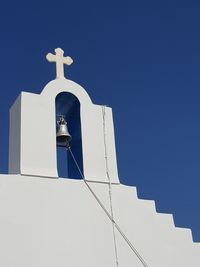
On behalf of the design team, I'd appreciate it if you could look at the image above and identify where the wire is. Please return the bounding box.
[67,146,149,267]
[102,106,119,267]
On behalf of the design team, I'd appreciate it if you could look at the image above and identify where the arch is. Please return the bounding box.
[41,79,93,106]
[55,92,83,179]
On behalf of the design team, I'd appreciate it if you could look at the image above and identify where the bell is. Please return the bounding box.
[56,116,72,147]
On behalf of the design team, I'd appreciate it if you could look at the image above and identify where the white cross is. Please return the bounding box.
[46,48,73,79]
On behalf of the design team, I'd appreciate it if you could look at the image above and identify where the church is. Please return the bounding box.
[0,48,199,266]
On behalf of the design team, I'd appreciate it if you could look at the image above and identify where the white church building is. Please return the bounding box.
[0,48,199,266]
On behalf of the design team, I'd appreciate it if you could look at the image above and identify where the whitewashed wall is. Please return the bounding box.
[0,174,199,266]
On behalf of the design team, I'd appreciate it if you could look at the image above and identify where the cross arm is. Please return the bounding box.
[63,56,73,66]
[46,53,56,62]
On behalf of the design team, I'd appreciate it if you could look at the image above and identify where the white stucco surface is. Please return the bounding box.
[0,174,199,267]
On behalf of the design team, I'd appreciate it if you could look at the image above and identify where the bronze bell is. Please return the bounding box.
[56,116,72,147]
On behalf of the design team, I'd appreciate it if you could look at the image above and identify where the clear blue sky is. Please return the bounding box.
[0,0,200,241]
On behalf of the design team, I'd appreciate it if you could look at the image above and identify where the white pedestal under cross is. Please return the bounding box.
[46,48,73,79]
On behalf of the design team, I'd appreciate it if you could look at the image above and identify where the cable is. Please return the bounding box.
[67,146,149,267]
[102,106,119,267]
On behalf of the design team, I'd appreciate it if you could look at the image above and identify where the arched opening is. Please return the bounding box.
[55,92,83,179]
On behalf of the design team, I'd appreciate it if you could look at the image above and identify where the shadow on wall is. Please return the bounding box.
[55,92,83,179]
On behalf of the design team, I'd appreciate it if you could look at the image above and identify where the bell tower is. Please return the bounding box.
[9,48,119,183]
